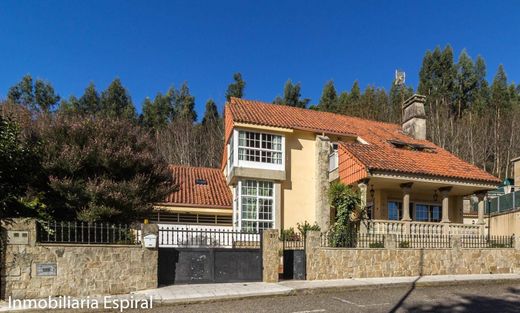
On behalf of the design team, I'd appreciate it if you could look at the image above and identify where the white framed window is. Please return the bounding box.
[230,129,285,170]
[235,180,275,232]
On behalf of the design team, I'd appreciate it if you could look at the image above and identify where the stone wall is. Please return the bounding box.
[262,229,279,283]
[1,219,157,299]
[305,231,520,280]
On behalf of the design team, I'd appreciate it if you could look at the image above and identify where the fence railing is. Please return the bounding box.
[37,221,141,245]
[486,191,520,215]
[364,220,481,236]
[158,226,261,248]
[321,232,385,248]
[319,230,514,249]
[281,233,305,250]
[460,235,513,248]
[396,234,451,249]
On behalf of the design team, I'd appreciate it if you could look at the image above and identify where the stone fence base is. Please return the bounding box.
[1,219,157,299]
[305,231,520,280]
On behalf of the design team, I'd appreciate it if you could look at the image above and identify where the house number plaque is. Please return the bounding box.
[36,263,57,276]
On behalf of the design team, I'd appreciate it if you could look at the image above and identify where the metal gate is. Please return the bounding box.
[282,234,306,280]
[157,227,262,285]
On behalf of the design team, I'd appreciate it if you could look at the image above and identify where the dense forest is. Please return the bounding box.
[1,45,519,221]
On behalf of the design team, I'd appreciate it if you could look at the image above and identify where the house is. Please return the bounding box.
[158,95,501,235]
[151,165,233,228]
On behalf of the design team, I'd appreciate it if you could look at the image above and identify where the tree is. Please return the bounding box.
[455,49,477,116]
[100,78,136,120]
[225,73,246,101]
[141,93,170,130]
[79,82,101,115]
[327,182,362,247]
[202,99,219,125]
[318,80,337,112]
[0,115,45,218]
[7,75,60,113]
[175,82,197,122]
[36,114,174,223]
[273,80,310,108]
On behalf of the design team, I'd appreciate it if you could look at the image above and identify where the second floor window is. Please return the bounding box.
[238,131,282,164]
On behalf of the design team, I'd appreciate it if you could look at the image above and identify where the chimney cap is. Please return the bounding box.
[402,94,426,110]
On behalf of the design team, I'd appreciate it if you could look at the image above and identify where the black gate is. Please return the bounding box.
[157,227,262,285]
[282,234,306,280]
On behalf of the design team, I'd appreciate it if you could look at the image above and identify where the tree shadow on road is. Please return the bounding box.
[403,290,520,313]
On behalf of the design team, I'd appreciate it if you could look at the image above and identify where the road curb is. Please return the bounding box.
[153,276,520,307]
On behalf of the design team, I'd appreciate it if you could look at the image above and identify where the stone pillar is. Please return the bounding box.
[476,192,486,225]
[262,229,280,283]
[141,222,159,248]
[400,183,413,221]
[358,180,368,215]
[384,234,397,249]
[514,234,520,250]
[315,135,331,232]
[305,231,321,280]
[440,187,452,223]
[274,182,282,230]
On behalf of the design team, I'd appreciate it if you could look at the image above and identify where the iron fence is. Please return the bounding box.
[460,235,513,248]
[158,226,261,248]
[281,232,304,250]
[321,231,385,248]
[37,221,141,245]
[396,234,451,249]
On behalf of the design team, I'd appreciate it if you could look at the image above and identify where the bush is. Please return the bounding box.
[297,221,320,238]
[369,242,384,248]
[36,114,175,223]
[399,241,410,248]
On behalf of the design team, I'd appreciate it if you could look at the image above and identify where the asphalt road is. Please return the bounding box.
[61,282,520,313]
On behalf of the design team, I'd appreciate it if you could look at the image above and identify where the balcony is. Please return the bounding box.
[362,219,484,236]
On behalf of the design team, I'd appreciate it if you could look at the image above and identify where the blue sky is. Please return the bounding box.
[1,0,519,119]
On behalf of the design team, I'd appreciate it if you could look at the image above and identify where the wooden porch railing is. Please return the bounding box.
[362,219,484,236]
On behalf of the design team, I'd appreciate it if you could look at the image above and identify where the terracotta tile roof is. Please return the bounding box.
[227,97,500,184]
[162,165,232,208]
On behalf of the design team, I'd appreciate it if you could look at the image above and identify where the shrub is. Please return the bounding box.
[36,114,175,223]
[369,242,384,248]
[399,241,410,248]
[297,221,320,238]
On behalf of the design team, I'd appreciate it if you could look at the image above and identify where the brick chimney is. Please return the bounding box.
[402,94,427,140]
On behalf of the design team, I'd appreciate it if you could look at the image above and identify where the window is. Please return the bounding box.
[238,180,274,232]
[388,201,413,221]
[415,204,429,221]
[414,204,441,222]
[388,201,401,220]
[238,131,282,165]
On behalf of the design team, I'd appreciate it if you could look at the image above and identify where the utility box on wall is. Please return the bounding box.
[7,231,29,245]
[143,234,157,248]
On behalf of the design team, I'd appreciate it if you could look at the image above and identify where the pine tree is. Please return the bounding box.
[455,49,477,116]
[318,80,337,112]
[225,73,246,101]
[491,65,510,110]
[176,82,197,121]
[7,75,60,113]
[100,78,136,120]
[202,99,219,125]
[473,55,490,113]
[79,83,101,115]
[273,80,309,108]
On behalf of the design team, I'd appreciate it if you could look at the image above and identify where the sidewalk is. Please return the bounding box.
[1,273,520,311]
[134,273,520,305]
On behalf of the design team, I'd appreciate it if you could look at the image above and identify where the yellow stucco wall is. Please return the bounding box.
[488,210,520,236]
[281,130,317,229]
